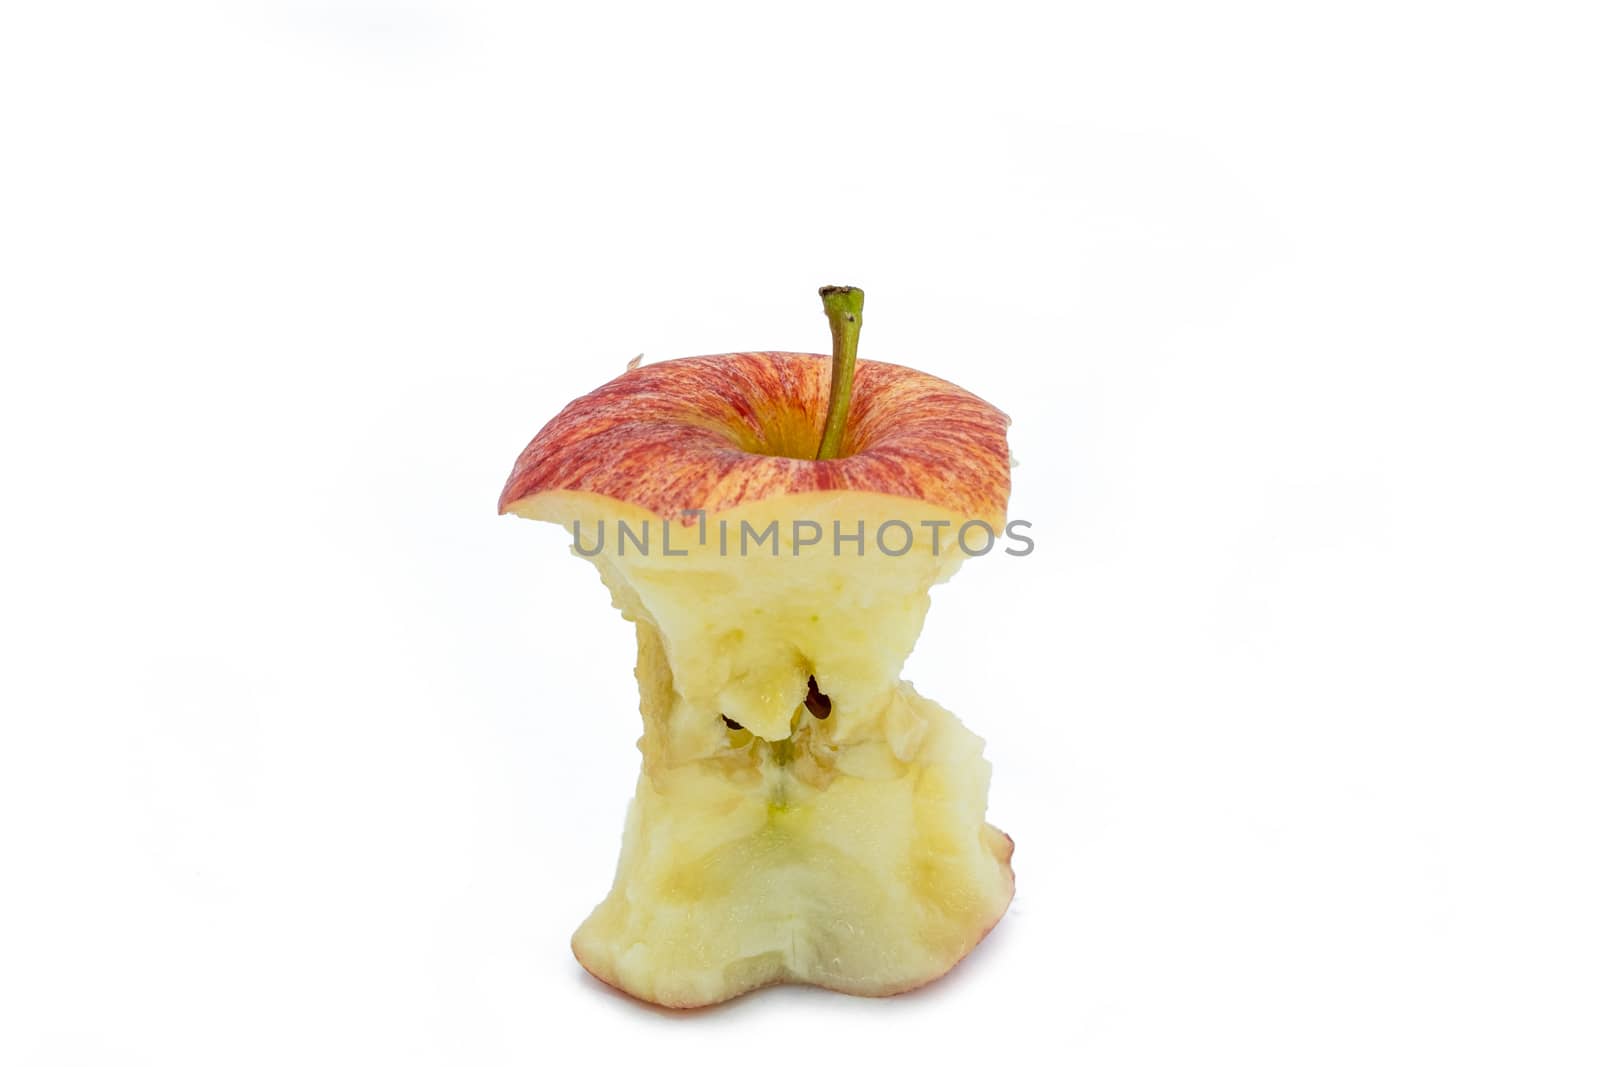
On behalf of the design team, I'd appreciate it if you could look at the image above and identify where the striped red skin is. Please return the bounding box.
[497,351,1010,523]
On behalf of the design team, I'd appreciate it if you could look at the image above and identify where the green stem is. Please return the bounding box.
[815,285,864,460]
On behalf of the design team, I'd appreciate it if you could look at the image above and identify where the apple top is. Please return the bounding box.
[497,351,1011,524]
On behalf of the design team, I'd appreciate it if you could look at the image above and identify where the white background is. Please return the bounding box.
[2,2,1597,1064]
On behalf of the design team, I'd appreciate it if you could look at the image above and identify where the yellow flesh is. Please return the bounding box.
[513,490,1014,1007]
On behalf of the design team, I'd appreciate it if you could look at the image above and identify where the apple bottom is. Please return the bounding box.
[571,682,1015,1009]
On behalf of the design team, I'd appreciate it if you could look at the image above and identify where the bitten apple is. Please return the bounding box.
[499,288,1015,1007]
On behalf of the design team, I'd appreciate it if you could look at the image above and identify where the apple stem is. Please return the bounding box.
[815,285,864,460]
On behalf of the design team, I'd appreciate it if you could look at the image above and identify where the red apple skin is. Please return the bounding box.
[498,351,1010,523]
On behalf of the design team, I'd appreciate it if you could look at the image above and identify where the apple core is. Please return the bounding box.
[499,289,1016,1006]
